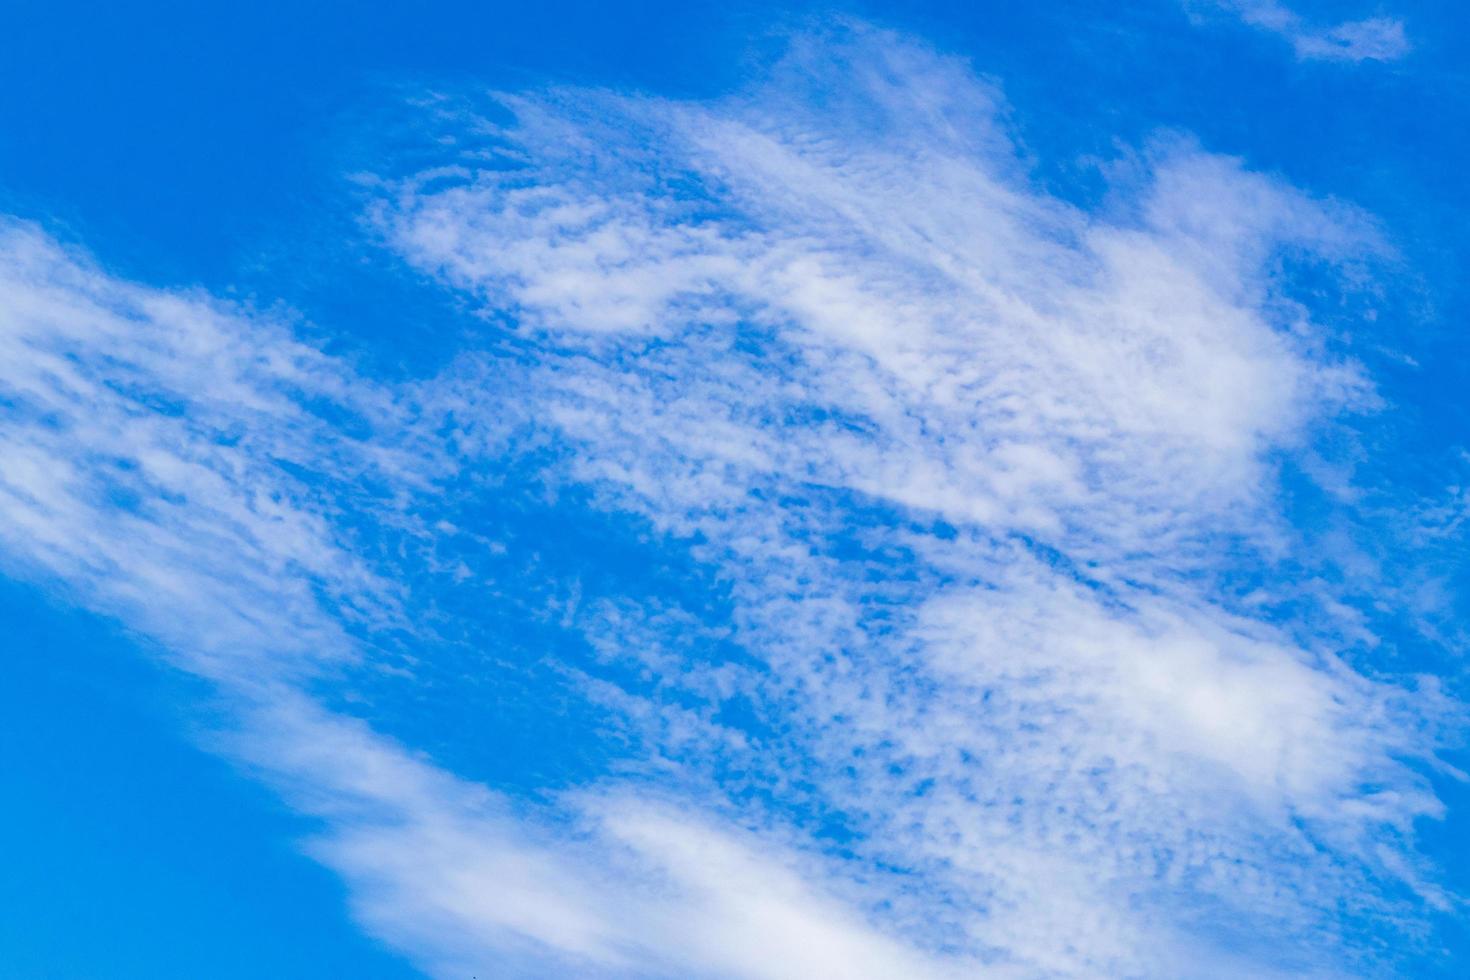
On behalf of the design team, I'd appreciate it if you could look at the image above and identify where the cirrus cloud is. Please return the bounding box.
[0,21,1458,980]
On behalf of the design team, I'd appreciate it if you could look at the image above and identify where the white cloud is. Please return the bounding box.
[0,219,991,976]
[376,25,1451,974]
[0,21,1455,980]
[0,222,404,677]
[241,694,959,980]
[1197,1,1411,62]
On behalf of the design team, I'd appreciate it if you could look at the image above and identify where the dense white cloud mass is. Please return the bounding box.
[0,25,1456,980]
[1193,1,1411,62]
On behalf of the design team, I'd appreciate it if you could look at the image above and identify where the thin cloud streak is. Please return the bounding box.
[1194,1,1411,62]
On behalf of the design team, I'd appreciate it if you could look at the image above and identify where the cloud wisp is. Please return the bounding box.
[1195,1,1411,62]
[0,23,1457,980]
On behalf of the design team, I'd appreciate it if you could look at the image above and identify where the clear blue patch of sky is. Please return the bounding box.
[0,577,417,978]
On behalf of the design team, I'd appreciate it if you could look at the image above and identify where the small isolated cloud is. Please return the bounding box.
[1199,1,1411,62]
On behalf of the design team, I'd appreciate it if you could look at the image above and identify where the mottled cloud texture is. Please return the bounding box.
[0,25,1454,979]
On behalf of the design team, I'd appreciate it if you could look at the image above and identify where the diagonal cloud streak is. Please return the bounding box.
[0,217,961,978]
[1192,1,1411,62]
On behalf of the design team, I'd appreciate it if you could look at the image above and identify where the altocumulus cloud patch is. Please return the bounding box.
[0,23,1461,980]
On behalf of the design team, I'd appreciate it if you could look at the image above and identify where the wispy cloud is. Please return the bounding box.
[1196,1,1411,62]
[0,222,405,676]
[240,694,961,980]
[369,25,1453,975]
[0,21,1456,980]
[0,218,951,977]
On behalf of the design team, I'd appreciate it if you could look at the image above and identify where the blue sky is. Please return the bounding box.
[3,2,1470,977]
